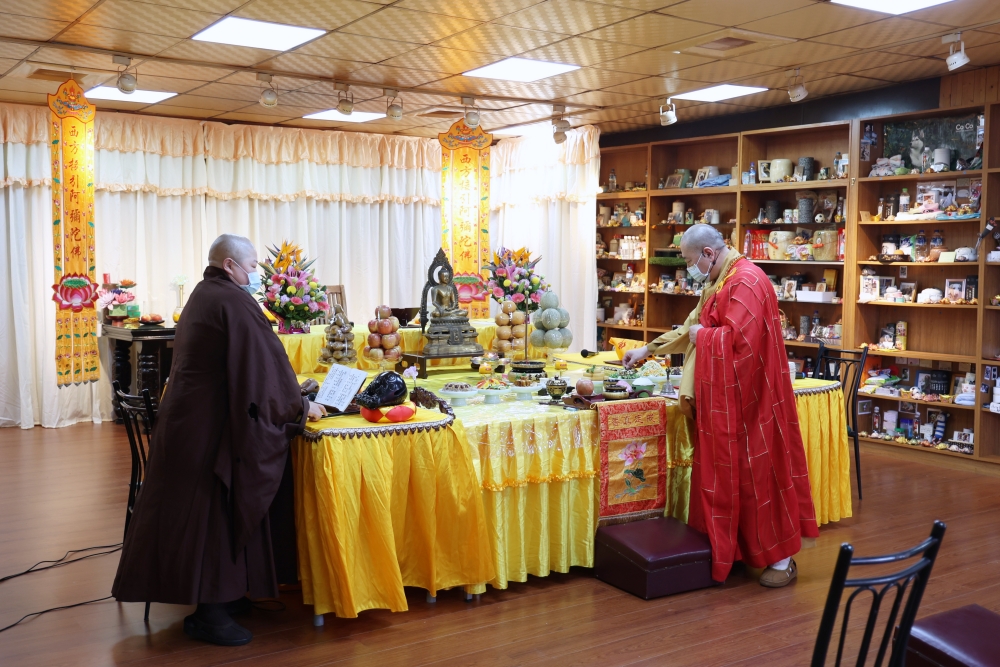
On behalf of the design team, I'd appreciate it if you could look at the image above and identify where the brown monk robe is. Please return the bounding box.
[112,234,325,646]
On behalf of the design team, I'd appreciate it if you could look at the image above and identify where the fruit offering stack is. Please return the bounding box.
[363,305,402,366]
[319,304,357,367]
[492,300,528,355]
[528,291,573,350]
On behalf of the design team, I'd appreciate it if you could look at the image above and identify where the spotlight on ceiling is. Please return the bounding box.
[552,117,570,144]
[943,32,970,71]
[257,72,277,108]
[787,68,808,103]
[335,82,353,115]
[461,96,480,128]
[384,88,403,120]
[113,56,136,94]
[659,98,677,126]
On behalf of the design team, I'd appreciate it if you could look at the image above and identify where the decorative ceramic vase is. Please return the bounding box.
[770,159,793,182]
[798,157,815,181]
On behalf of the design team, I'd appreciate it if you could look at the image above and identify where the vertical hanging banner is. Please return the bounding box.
[48,80,100,385]
[439,119,492,319]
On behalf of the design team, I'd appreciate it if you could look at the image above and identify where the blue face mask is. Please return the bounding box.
[234,262,261,295]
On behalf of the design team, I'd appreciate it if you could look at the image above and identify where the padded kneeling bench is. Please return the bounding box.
[594,516,717,599]
[905,604,1000,667]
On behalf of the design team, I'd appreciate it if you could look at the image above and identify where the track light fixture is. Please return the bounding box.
[461,96,480,129]
[335,82,353,115]
[944,33,970,71]
[552,105,569,144]
[787,68,808,103]
[384,88,403,120]
[659,98,677,126]
[113,55,136,94]
[257,72,277,107]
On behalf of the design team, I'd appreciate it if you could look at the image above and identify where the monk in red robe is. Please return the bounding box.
[112,234,326,645]
[684,225,817,586]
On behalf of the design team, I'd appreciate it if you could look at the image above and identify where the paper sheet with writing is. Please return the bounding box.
[315,365,369,412]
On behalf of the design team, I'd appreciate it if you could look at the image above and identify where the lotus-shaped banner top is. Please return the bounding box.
[52,274,99,312]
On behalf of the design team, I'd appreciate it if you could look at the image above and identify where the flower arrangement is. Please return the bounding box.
[258,241,329,333]
[97,281,136,318]
[482,247,548,311]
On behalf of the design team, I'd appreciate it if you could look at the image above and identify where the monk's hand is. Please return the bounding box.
[307,401,327,422]
[623,345,649,369]
[688,324,703,345]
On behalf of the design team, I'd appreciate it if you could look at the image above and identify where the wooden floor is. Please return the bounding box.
[2,424,1000,667]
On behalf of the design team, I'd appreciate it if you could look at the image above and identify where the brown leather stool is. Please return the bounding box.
[595,516,717,599]
[906,604,1000,667]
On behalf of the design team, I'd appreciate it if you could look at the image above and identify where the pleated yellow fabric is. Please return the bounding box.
[292,415,494,618]
[793,380,853,525]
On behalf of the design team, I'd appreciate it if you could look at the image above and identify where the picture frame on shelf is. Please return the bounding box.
[858,399,872,415]
[815,282,827,293]
[951,375,967,396]
[694,168,711,187]
[944,279,965,302]
[900,401,917,415]
[860,275,880,301]
[899,282,916,302]
[665,173,684,189]
[900,367,911,382]
[915,371,933,393]
[781,278,797,301]
[926,408,944,430]
[877,276,896,296]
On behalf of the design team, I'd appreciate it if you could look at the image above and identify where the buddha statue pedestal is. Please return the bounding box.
[423,318,482,357]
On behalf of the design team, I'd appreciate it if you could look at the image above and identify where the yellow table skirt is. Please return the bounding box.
[279,319,546,374]
[793,379,853,524]
[292,410,494,618]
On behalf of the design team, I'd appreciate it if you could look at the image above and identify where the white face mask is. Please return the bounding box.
[687,251,715,283]
[232,261,261,295]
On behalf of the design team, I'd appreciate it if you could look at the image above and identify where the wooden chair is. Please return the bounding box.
[312,285,347,325]
[111,380,157,622]
[816,343,869,500]
[811,520,946,667]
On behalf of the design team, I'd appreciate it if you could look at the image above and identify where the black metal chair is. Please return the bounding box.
[111,381,156,622]
[816,343,868,500]
[811,520,946,667]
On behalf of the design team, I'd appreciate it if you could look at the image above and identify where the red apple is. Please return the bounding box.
[384,346,402,361]
[381,333,399,349]
[377,305,392,319]
[368,347,384,362]
[368,319,379,333]
[368,332,382,348]
[576,378,594,396]
[140,315,151,323]
[377,318,394,335]
[389,316,401,331]
[362,345,372,358]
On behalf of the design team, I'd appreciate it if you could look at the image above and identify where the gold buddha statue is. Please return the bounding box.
[420,249,483,357]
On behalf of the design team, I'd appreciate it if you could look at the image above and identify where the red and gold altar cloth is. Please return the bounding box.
[595,397,668,523]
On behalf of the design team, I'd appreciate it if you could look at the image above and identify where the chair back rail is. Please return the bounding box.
[312,284,346,325]
[812,520,946,667]
[817,343,868,432]
[112,381,157,540]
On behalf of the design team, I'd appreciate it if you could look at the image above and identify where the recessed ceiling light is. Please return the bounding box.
[463,57,579,82]
[830,0,953,15]
[86,86,176,104]
[672,84,767,102]
[303,109,386,123]
[193,16,325,51]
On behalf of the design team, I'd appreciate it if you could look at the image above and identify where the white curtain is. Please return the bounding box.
[490,126,600,353]
[1,105,442,428]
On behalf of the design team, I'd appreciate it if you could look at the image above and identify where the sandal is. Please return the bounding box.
[759,559,797,588]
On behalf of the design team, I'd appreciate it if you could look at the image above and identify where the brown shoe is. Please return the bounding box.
[759,559,797,588]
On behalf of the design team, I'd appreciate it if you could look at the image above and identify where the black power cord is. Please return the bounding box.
[0,542,123,634]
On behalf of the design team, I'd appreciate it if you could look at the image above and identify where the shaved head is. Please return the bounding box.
[680,225,726,254]
[208,234,256,268]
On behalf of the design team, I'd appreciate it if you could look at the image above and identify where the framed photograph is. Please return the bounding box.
[899,265,908,280]
[877,276,896,295]
[694,167,711,187]
[815,282,827,293]
[884,113,978,170]
[945,279,966,302]
[951,375,966,396]
[926,408,944,429]
[858,399,872,415]
[781,278,797,301]
[915,371,933,393]
[899,282,917,302]
[900,401,917,415]
[665,173,684,189]
[901,367,911,382]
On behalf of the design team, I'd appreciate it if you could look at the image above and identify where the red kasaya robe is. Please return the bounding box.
[113,266,309,604]
[691,256,818,582]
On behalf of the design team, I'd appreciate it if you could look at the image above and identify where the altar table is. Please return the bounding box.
[291,368,850,619]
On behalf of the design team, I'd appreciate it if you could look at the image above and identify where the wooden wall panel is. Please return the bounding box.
[941,65,1000,108]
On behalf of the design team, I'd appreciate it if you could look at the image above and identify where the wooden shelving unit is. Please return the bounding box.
[595,101,1000,470]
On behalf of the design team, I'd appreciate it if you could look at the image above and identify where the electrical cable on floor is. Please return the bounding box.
[0,543,124,634]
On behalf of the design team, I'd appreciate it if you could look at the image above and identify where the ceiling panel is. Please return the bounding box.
[853,57,949,83]
[348,63,451,87]
[600,76,712,97]
[144,104,224,118]
[805,74,888,97]
[660,0,813,27]
[0,13,70,41]
[135,59,236,81]
[906,0,1000,29]
[340,8,480,44]
[593,119,648,133]
[272,89,342,108]
[518,36,645,67]
[27,48,116,70]
[673,58,777,82]
[597,48,712,76]
[158,93,250,111]
[0,58,22,75]
[574,107,647,122]
[267,53,369,77]
[806,50,913,75]
[590,0,686,9]
[81,0,221,38]
[0,90,56,105]
[541,66,646,89]
[7,0,100,22]
[738,3,877,40]
[730,68,834,91]
[964,40,1000,64]
[141,0,247,13]
[734,40,858,68]
[395,0,543,21]
[187,81,273,102]
[554,90,648,106]
[812,17,950,50]
[218,70,321,90]
[236,0,381,31]
[496,0,644,36]
[885,30,1000,58]
[428,74,586,100]
[221,102,323,117]
[56,25,182,56]
[297,32,417,63]
[0,43,36,61]
[277,117,355,129]
[214,111,303,123]
[156,40,280,67]
[380,45,501,74]
[585,13,717,48]
[434,23,564,56]
[717,87,790,108]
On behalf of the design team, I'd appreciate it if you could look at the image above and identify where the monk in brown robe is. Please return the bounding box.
[112,234,326,645]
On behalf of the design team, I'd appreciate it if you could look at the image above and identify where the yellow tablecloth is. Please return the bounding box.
[278,319,546,374]
[291,371,849,617]
[292,406,494,618]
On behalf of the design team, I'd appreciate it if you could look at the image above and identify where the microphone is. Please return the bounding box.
[581,349,597,358]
